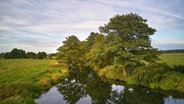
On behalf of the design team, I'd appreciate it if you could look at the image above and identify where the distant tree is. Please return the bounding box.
[4,52,12,59]
[48,53,56,59]
[162,49,184,53]
[26,52,37,58]
[0,52,4,59]
[11,48,26,58]
[37,52,47,59]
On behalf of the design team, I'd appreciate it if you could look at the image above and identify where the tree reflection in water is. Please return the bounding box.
[56,69,169,104]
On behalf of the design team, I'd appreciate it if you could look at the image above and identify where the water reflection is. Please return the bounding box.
[34,86,67,104]
[35,69,184,104]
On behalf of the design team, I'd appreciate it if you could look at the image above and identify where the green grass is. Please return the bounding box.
[0,59,53,84]
[0,59,69,104]
[160,53,184,66]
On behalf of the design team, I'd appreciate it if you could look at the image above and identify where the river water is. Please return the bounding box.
[35,69,184,104]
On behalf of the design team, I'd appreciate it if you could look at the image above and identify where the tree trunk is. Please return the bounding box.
[123,66,127,76]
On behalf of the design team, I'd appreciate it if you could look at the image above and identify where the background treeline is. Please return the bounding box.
[161,49,184,53]
[0,48,47,59]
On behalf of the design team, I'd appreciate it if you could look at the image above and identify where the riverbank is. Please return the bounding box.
[0,59,69,104]
[35,68,184,104]
[97,53,184,93]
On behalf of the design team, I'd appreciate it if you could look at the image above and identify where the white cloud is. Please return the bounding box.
[0,25,14,31]
[0,16,29,25]
[0,0,184,52]
[154,42,184,45]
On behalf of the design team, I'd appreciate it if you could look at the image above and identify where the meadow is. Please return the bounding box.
[160,53,184,66]
[0,59,69,104]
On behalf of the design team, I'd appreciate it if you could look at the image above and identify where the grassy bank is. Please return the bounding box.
[0,59,69,104]
[98,53,184,93]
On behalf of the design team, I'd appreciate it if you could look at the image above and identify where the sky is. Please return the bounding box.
[0,0,184,53]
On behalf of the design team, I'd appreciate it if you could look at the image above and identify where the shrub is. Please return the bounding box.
[98,65,125,80]
[0,82,42,104]
[160,72,184,91]
[160,78,177,90]
[177,79,184,92]
[172,65,184,73]
[130,64,168,86]
[0,95,35,104]
[58,68,69,77]
[51,72,63,83]
[0,82,31,100]
[38,78,51,88]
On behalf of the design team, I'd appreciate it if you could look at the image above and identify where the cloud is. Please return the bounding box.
[0,0,184,53]
[154,42,184,45]
[152,40,184,50]
[152,42,184,50]
[97,0,184,29]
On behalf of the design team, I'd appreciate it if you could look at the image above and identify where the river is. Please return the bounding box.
[35,69,184,104]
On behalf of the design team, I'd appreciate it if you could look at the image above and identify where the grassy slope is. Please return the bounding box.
[0,59,69,104]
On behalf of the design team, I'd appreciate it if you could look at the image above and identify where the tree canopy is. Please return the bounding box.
[97,13,160,75]
[56,13,160,75]
[57,35,87,70]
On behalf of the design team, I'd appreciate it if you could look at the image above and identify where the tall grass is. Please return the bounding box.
[0,59,69,104]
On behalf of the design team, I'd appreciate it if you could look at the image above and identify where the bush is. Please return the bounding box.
[0,95,35,104]
[177,79,184,92]
[0,82,42,104]
[160,78,177,91]
[172,65,184,73]
[129,64,169,86]
[51,72,63,83]
[160,72,184,92]
[38,78,51,88]
[99,65,125,80]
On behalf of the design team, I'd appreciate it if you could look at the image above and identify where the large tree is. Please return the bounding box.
[97,13,160,76]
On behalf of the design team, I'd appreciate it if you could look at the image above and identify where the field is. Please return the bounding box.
[160,53,184,66]
[0,59,54,84]
[0,59,69,104]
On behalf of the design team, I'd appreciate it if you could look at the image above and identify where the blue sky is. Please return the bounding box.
[0,0,184,53]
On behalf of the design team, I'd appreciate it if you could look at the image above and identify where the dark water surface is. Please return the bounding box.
[35,69,184,104]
